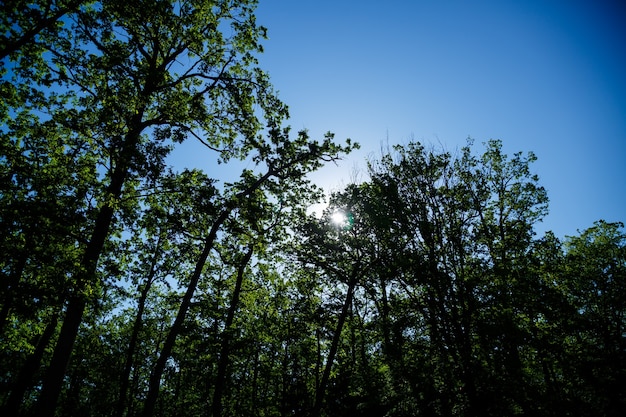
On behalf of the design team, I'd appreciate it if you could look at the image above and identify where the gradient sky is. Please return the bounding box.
[174,0,626,239]
[253,0,626,239]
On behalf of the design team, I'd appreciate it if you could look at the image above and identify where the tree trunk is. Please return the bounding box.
[142,170,274,417]
[2,314,58,416]
[115,235,162,417]
[212,246,254,417]
[312,270,359,416]
[0,252,27,334]
[142,209,230,417]
[34,120,143,416]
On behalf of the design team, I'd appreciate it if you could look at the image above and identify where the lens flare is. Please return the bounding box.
[331,211,347,226]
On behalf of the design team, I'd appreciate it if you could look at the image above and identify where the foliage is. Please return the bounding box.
[1,2,624,417]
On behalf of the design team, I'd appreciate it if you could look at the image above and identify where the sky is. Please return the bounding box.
[174,0,626,239]
[249,0,626,239]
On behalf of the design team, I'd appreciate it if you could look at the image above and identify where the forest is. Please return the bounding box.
[1,1,625,416]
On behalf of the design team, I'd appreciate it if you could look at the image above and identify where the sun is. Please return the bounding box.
[331,211,347,226]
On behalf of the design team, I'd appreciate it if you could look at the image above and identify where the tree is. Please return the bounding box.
[562,221,626,416]
[315,139,552,416]
[142,126,354,416]
[1,1,358,415]
[110,168,214,417]
[289,183,383,416]
[0,0,84,60]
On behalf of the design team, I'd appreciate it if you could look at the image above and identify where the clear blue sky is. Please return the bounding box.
[249,0,626,239]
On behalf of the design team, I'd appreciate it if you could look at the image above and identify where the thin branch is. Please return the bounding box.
[0,0,82,60]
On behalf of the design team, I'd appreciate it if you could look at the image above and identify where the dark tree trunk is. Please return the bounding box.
[115,234,162,417]
[212,246,254,417]
[0,252,27,334]
[2,314,58,416]
[312,270,359,416]
[142,170,274,417]
[142,209,230,417]
[34,120,143,416]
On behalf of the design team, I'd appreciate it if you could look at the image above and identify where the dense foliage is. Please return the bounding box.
[1,1,624,416]
[297,141,625,417]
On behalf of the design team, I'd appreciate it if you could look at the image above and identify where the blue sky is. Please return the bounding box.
[247,0,626,239]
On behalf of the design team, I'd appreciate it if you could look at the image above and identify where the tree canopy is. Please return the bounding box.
[1,2,624,417]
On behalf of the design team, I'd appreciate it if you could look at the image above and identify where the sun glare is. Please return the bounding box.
[331,211,347,226]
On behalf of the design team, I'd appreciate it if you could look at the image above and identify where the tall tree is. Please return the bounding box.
[110,168,214,417]
[562,221,626,416]
[327,139,552,416]
[0,0,309,414]
[142,126,354,416]
[290,183,380,416]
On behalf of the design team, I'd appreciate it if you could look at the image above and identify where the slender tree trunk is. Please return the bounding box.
[280,337,290,417]
[315,329,321,395]
[379,274,392,355]
[115,284,150,417]
[142,170,274,417]
[0,253,27,334]
[35,120,143,416]
[2,314,58,416]
[212,246,254,417]
[312,270,359,416]
[115,235,162,417]
[142,209,230,417]
[250,348,259,413]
